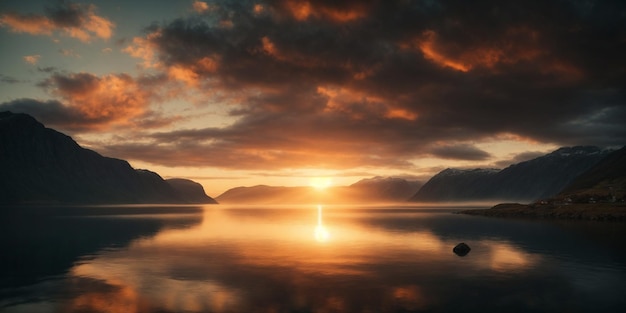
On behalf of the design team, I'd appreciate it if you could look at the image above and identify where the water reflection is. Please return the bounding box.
[1,205,625,312]
[314,205,330,242]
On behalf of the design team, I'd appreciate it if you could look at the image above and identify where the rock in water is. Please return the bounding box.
[453,243,471,256]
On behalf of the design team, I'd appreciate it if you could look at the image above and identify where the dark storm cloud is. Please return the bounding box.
[45,1,84,28]
[113,0,626,168]
[430,144,491,161]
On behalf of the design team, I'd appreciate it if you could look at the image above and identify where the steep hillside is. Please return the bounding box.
[409,169,499,202]
[410,146,610,202]
[0,111,216,204]
[488,146,609,200]
[166,178,218,204]
[349,177,422,202]
[558,145,626,199]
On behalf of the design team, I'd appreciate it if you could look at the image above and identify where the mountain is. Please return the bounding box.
[0,111,216,204]
[216,177,422,204]
[459,146,626,220]
[409,168,499,202]
[166,178,218,204]
[557,145,626,200]
[216,185,316,204]
[348,176,423,202]
[410,146,610,202]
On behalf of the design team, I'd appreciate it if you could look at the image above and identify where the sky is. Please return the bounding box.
[1,0,625,196]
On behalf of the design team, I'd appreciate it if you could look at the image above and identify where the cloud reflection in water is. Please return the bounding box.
[59,205,559,312]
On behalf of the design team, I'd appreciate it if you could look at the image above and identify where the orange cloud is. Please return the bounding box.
[283,0,367,22]
[124,29,219,87]
[168,66,200,87]
[317,86,417,121]
[123,32,161,68]
[407,28,583,82]
[0,14,54,35]
[192,1,211,13]
[261,36,279,57]
[0,3,114,42]
[82,7,114,39]
[45,73,151,126]
[415,30,471,72]
[253,4,265,15]
[166,56,220,86]
[385,108,418,121]
[318,6,367,23]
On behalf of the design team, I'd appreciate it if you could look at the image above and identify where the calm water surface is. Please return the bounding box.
[1,205,625,312]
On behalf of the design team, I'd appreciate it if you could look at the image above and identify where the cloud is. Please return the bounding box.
[512,151,550,163]
[40,72,151,124]
[0,96,180,133]
[0,14,54,35]
[192,1,212,13]
[59,48,80,58]
[277,0,370,22]
[430,144,492,161]
[0,75,21,84]
[97,105,426,169]
[107,0,626,169]
[0,2,114,42]
[37,66,57,73]
[23,54,41,65]
[0,71,180,131]
[495,151,550,168]
[0,98,86,129]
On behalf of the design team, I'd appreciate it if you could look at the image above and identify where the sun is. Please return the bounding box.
[309,177,333,190]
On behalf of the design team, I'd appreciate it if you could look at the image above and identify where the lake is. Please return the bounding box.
[1,204,625,312]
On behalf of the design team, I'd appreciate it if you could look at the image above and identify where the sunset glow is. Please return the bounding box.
[2,1,626,311]
[0,0,623,197]
[314,205,330,242]
[309,177,333,190]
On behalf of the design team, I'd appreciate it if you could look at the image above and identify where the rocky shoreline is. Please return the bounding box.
[459,202,626,221]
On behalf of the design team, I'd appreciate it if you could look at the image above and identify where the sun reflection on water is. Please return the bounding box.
[314,204,330,242]
[42,205,565,313]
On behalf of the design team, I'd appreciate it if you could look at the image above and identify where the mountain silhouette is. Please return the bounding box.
[166,178,217,204]
[410,146,610,202]
[0,111,216,204]
[216,177,422,204]
[557,145,626,200]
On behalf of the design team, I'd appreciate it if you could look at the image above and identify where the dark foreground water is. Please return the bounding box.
[1,205,625,313]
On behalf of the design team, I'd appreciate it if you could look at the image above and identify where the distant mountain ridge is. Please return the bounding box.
[410,168,499,201]
[166,178,217,204]
[349,176,423,201]
[216,177,422,204]
[410,146,610,202]
[0,111,216,204]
